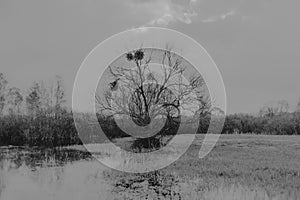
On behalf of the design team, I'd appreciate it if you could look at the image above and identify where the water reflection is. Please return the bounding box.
[0,147,92,169]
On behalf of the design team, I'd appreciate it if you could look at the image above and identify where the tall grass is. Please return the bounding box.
[0,111,82,147]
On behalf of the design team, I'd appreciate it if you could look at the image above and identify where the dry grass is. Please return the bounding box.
[102,134,300,199]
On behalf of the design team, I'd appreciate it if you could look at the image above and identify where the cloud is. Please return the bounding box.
[201,16,218,23]
[220,9,237,20]
[121,0,243,26]
[125,0,198,26]
[148,14,175,26]
[201,9,237,23]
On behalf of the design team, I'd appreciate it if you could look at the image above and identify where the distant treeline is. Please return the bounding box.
[222,112,300,135]
[1,110,300,147]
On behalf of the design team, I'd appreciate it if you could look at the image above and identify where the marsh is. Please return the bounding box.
[1,134,300,200]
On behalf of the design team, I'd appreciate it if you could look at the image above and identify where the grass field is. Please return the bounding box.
[1,134,300,200]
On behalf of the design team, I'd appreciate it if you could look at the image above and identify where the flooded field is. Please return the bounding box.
[1,134,300,200]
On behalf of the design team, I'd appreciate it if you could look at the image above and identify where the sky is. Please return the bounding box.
[0,0,299,114]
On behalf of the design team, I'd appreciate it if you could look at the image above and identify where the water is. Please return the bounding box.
[0,146,299,200]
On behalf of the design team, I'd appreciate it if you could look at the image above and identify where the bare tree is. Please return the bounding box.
[25,76,66,116]
[6,87,23,115]
[259,100,289,117]
[277,100,289,113]
[296,98,300,113]
[26,82,42,116]
[0,73,8,115]
[96,48,212,134]
[53,75,66,112]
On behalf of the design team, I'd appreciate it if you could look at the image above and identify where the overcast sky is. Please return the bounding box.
[0,0,299,114]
